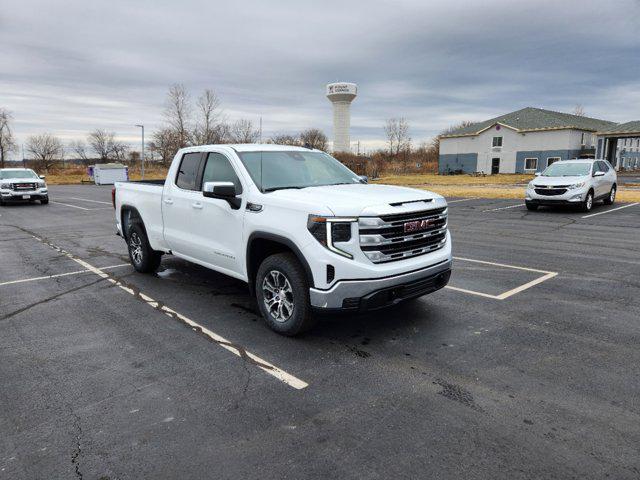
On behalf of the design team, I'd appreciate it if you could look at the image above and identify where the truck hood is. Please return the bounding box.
[266,183,445,216]
[533,175,589,186]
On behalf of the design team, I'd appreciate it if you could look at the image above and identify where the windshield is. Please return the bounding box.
[0,169,39,180]
[542,162,591,177]
[237,151,361,191]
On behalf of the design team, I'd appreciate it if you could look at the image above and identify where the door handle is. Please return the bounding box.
[164,198,174,205]
[192,202,203,209]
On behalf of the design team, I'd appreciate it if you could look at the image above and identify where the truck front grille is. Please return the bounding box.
[11,182,37,191]
[359,207,447,264]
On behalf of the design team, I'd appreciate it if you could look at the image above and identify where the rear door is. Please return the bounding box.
[162,151,205,258]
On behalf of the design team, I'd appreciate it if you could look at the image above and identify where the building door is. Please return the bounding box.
[606,139,618,169]
[491,158,500,174]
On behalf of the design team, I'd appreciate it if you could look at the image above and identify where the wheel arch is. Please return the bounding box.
[246,232,315,297]
[120,205,148,241]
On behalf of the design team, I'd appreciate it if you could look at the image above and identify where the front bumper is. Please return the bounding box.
[525,187,586,204]
[309,258,452,310]
[0,190,48,201]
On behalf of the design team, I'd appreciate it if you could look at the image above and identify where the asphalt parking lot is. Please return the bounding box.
[1,185,639,479]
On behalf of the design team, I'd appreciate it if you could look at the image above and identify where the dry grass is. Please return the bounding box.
[376,173,535,186]
[375,173,640,202]
[45,165,169,185]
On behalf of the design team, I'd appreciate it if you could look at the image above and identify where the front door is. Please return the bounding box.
[192,152,246,276]
[491,158,500,174]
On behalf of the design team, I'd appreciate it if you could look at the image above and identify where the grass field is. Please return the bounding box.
[44,168,640,202]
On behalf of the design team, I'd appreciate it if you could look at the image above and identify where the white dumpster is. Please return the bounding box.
[93,163,129,185]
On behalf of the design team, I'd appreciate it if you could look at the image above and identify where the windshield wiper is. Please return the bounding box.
[262,186,305,193]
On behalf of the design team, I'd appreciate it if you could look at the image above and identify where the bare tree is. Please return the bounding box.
[0,108,17,168]
[299,128,328,151]
[111,141,130,161]
[573,104,586,116]
[193,89,222,145]
[25,133,63,172]
[384,117,411,155]
[70,140,89,163]
[88,129,116,161]
[149,128,180,166]
[229,119,259,143]
[164,84,192,148]
[270,133,300,146]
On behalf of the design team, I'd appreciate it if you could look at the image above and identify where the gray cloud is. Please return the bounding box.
[1,0,639,154]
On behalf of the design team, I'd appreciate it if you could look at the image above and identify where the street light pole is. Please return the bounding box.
[135,124,145,180]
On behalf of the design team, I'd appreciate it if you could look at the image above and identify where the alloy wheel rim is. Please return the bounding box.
[262,270,294,323]
[611,188,616,202]
[130,233,143,265]
[587,194,593,210]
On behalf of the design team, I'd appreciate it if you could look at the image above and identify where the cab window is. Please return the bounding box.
[202,153,242,193]
[175,153,202,190]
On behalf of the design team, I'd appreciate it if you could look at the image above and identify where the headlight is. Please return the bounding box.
[307,215,356,259]
[527,181,535,189]
[568,182,586,190]
[0,182,10,189]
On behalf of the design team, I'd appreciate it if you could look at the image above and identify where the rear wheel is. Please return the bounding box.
[525,202,538,211]
[127,223,162,273]
[255,253,316,336]
[581,190,594,212]
[603,185,616,205]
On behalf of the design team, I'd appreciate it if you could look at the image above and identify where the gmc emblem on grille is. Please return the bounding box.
[404,219,433,233]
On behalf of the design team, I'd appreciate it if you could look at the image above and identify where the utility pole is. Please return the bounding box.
[21,143,25,167]
[135,124,145,179]
[259,116,263,143]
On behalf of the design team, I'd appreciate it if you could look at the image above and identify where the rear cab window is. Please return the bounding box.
[175,153,202,190]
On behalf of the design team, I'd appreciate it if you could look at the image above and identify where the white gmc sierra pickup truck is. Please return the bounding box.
[113,144,452,335]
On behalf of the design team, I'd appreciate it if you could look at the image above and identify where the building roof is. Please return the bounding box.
[597,121,640,136]
[441,107,618,138]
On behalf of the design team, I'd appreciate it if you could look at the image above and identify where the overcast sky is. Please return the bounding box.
[1,0,639,156]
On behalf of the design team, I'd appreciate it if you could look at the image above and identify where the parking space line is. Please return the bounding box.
[26,233,309,390]
[447,197,480,203]
[582,202,639,219]
[67,197,112,205]
[482,204,525,212]
[0,264,130,287]
[445,256,558,300]
[50,201,91,210]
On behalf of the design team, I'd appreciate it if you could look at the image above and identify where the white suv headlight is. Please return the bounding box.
[527,181,535,189]
[568,182,586,190]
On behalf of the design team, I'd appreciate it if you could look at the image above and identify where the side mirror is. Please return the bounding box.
[39,175,46,180]
[203,181,241,209]
[358,175,368,184]
[593,171,605,177]
[534,172,541,176]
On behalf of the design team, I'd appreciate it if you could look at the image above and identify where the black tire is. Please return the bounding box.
[525,202,538,211]
[41,197,49,205]
[581,190,594,212]
[255,252,316,336]
[127,223,162,273]
[603,184,616,205]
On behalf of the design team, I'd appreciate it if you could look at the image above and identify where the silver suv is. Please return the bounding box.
[525,159,617,212]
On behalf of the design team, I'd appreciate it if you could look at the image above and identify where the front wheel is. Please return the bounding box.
[255,253,316,336]
[127,223,162,273]
[603,185,616,205]
[525,202,538,211]
[41,197,49,205]
[581,190,594,212]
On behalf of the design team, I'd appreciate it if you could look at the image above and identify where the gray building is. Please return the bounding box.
[439,107,638,174]
[596,122,640,170]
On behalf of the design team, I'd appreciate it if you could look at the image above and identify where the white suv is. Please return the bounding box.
[525,159,617,212]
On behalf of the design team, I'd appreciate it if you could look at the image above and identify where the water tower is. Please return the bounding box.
[326,82,357,152]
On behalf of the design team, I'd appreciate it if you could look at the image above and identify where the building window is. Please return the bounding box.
[524,158,538,171]
[492,136,503,147]
[547,157,561,166]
